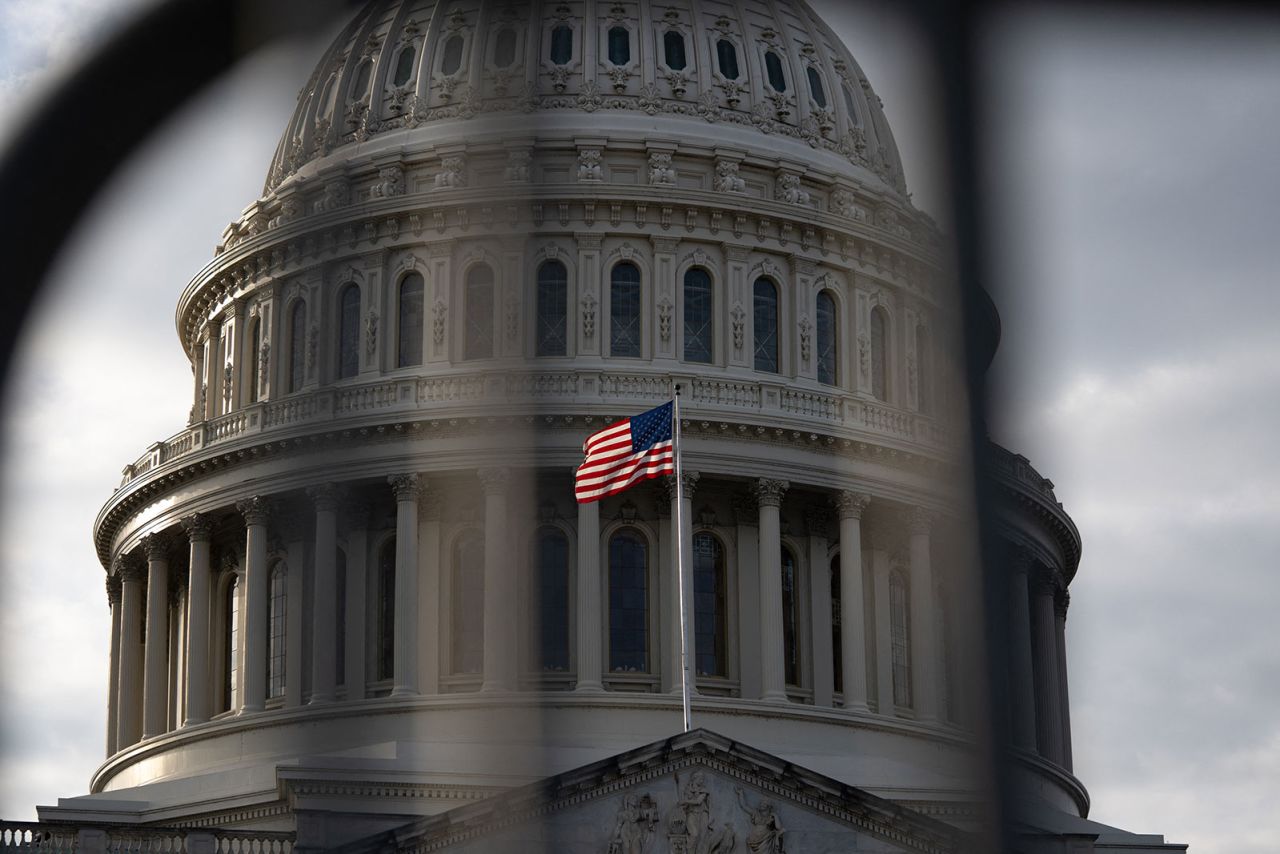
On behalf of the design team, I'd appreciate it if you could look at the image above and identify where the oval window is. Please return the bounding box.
[441,35,464,76]
[549,25,573,65]
[393,45,415,86]
[716,39,739,80]
[350,59,372,100]
[607,26,630,66]
[765,51,786,92]
[663,31,687,71]
[807,66,827,108]
[494,29,517,68]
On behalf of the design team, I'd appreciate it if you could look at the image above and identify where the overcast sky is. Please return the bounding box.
[2,3,1278,852]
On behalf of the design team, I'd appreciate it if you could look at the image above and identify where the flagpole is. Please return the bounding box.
[673,384,693,733]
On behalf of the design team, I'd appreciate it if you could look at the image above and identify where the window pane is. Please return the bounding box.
[782,547,799,686]
[289,301,306,393]
[398,273,424,367]
[830,556,842,694]
[268,563,287,698]
[465,265,495,360]
[550,26,573,65]
[351,60,372,100]
[536,261,568,357]
[607,26,630,65]
[816,291,837,386]
[393,45,415,86]
[535,529,570,672]
[610,262,641,357]
[693,533,726,677]
[765,51,786,92]
[663,31,687,71]
[683,268,713,364]
[225,577,238,711]
[716,39,739,79]
[807,66,827,108]
[609,530,648,672]
[441,35,464,76]
[377,538,396,681]
[338,285,360,379]
[452,532,484,674]
[843,84,859,125]
[753,278,778,373]
[248,318,261,403]
[890,571,911,707]
[336,549,346,687]
[494,29,517,68]
[871,307,887,401]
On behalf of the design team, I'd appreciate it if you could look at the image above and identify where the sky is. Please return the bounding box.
[1,2,1278,851]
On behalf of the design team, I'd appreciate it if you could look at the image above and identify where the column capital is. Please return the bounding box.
[1033,566,1061,597]
[1054,587,1071,620]
[834,490,872,521]
[663,470,699,501]
[181,513,215,543]
[654,477,676,510]
[908,506,936,535]
[236,496,272,527]
[106,574,122,605]
[307,482,345,512]
[140,533,171,562]
[389,472,422,502]
[477,467,509,496]
[752,478,789,509]
[114,556,146,584]
[1009,545,1036,576]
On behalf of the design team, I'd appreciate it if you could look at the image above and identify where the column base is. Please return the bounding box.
[574,681,605,693]
[182,716,208,727]
[307,693,334,705]
[760,690,789,704]
[390,687,419,698]
[843,701,871,714]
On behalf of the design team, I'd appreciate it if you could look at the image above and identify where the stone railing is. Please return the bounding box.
[116,371,958,489]
[0,823,293,854]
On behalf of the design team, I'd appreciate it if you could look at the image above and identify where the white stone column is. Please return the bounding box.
[116,560,145,748]
[140,534,171,739]
[1055,588,1074,772]
[670,471,698,695]
[733,496,761,700]
[389,474,421,697]
[167,585,184,731]
[1032,569,1065,763]
[754,478,790,702]
[836,491,872,713]
[283,519,305,708]
[478,468,513,692]
[236,497,271,713]
[908,508,939,722]
[871,549,894,715]
[417,494,442,695]
[342,504,370,700]
[181,515,213,726]
[806,509,834,709]
[1008,549,1039,751]
[105,576,122,755]
[308,484,342,703]
[575,496,603,692]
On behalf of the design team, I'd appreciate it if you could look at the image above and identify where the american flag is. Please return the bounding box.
[575,401,675,503]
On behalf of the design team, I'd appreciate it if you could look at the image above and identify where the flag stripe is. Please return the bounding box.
[575,401,675,503]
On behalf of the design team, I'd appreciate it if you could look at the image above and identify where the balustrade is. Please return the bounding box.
[0,824,293,854]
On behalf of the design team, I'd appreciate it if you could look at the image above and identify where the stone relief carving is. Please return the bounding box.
[657,297,673,342]
[731,303,745,351]
[648,152,676,186]
[505,149,531,183]
[434,155,467,189]
[775,173,810,205]
[858,332,870,381]
[578,148,604,182]
[258,340,270,389]
[664,69,690,98]
[222,364,233,405]
[714,159,745,193]
[737,787,785,853]
[798,315,812,363]
[581,290,598,339]
[669,771,735,854]
[830,188,860,219]
[432,299,448,348]
[365,311,378,357]
[305,324,318,375]
[504,294,520,342]
[607,793,658,854]
[371,165,404,197]
[318,179,350,212]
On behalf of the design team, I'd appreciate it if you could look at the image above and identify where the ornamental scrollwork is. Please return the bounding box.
[581,290,598,339]
[657,297,673,342]
[647,151,676,186]
[714,159,745,193]
[577,148,603,182]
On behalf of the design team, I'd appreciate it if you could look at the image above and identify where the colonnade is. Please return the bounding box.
[103,469,1074,772]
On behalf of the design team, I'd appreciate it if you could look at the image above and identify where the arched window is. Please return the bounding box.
[753,278,778,373]
[268,561,287,699]
[534,528,570,672]
[452,531,484,674]
[536,260,568,357]
[335,548,347,687]
[288,300,306,393]
[338,284,360,379]
[376,538,396,682]
[223,575,239,712]
[398,273,424,368]
[716,39,739,79]
[318,75,337,119]
[607,26,630,65]
[807,66,827,108]
[765,51,787,92]
[693,533,726,678]
[393,45,416,86]
[494,29,518,68]
[890,569,911,707]
[816,290,838,386]
[831,555,842,694]
[464,264,495,360]
[441,35,464,76]
[915,324,932,415]
[870,306,888,401]
[610,262,642,358]
[549,25,573,65]
[683,268,713,364]
[782,546,800,686]
[350,59,372,100]
[248,316,262,403]
[843,84,859,125]
[608,528,648,672]
[663,31,687,71]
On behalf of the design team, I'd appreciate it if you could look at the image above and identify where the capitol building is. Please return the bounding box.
[6,1,1184,851]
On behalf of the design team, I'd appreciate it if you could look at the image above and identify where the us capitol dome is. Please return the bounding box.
[16,1,1182,852]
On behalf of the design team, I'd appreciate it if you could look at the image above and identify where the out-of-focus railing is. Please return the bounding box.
[0,823,293,854]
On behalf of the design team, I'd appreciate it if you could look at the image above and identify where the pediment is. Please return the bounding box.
[339,730,970,854]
